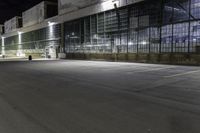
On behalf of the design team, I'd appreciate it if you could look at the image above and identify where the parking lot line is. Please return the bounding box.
[126,66,176,74]
[164,70,200,78]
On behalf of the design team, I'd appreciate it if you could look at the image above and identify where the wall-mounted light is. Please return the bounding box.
[18,31,23,35]
[101,0,119,10]
[48,21,56,26]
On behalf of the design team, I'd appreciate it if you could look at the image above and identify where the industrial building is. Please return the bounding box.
[1,0,200,64]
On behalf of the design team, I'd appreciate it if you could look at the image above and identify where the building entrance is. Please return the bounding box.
[45,45,58,59]
[111,33,121,53]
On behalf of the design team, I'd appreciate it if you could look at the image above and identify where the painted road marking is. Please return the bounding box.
[164,70,200,78]
[127,66,176,74]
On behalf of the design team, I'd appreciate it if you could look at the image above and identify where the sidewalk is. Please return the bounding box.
[0,57,59,62]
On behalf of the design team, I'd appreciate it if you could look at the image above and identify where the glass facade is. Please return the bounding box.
[3,24,61,57]
[2,0,200,57]
[64,0,200,54]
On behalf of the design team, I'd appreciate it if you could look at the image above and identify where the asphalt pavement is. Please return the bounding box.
[0,60,200,133]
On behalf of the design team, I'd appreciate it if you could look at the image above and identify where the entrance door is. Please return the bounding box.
[45,45,58,59]
[111,33,121,53]
[45,47,50,58]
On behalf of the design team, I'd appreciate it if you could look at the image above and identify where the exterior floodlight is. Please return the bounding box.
[101,0,119,10]
[18,31,23,35]
[48,21,56,26]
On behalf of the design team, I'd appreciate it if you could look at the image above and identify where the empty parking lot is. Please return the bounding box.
[0,60,200,133]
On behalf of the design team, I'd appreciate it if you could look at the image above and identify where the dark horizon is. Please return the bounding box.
[0,0,57,24]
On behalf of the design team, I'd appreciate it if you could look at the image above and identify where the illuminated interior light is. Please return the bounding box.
[70,36,79,39]
[193,38,197,41]
[128,42,133,45]
[194,3,200,7]
[93,34,98,39]
[141,41,147,45]
[85,44,110,47]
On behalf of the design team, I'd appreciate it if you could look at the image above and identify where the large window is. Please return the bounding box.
[190,21,200,52]
[4,35,18,50]
[129,6,138,53]
[63,0,200,55]
[173,22,189,53]
[173,0,189,22]
[161,25,173,53]
[150,27,160,53]
[191,0,200,19]
[138,29,149,53]
[65,21,81,53]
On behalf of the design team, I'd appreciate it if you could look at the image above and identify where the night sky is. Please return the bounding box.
[0,0,57,24]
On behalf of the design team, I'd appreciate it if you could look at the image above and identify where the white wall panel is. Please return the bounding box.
[4,17,21,33]
[22,2,45,27]
[58,0,145,17]
[58,0,103,15]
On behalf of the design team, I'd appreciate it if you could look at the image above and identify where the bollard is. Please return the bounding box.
[28,55,32,61]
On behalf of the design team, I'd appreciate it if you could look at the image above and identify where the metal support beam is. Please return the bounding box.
[175,0,197,21]
[188,0,191,53]
[159,0,164,54]
[171,0,175,53]
[114,3,121,54]
[60,23,65,53]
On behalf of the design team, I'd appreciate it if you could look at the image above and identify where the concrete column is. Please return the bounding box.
[17,32,25,57]
[58,23,67,59]
[1,37,5,56]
